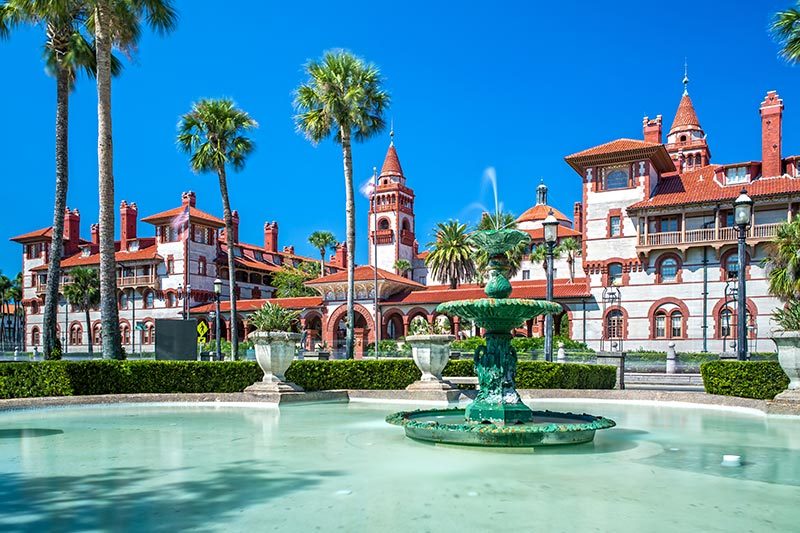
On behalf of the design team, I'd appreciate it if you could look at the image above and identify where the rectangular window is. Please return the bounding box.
[167,257,175,274]
[725,166,748,185]
[161,225,179,243]
[522,270,530,280]
[659,216,679,232]
[671,315,682,338]
[610,216,621,237]
[655,315,666,338]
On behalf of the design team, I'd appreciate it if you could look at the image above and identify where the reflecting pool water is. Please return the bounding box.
[1,400,799,532]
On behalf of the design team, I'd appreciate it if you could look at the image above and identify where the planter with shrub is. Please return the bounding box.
[404,316,455,391]
[243,303,303,394]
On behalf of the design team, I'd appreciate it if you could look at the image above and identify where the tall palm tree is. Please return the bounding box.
[425,221,476,289]
[294,50,390,359]
[90,0,176,359]
[1,0,103,358]
[308,230,337,276]
[764,217,800,299]
[178,98,257,361]
[394,259,411,278]
[475,211,526,278]
[0,274,9,350]
[555,237,581,282]
[9,273,23,349]
[772,3,800,64]
[63,267,100,355]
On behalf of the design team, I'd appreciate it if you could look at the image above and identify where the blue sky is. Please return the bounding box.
[0,0,798,274]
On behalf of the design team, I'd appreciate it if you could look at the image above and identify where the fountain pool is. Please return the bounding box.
[1,401,799,532]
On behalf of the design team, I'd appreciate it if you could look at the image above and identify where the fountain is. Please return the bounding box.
[387,224,616,447]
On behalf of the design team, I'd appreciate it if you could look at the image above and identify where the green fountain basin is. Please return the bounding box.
[437,298,563,332]
[387,408,616,447]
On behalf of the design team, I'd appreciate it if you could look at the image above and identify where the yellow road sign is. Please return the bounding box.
[197,321,209,337]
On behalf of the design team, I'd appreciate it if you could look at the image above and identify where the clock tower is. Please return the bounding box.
[368,136,416,273]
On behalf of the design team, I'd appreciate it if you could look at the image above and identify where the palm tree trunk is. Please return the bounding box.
[320,251,325,278]
[218,165,238,360]
[95,1,122,359]
[340,128,355,359]
[85,302,93,356]
[43,64,70,359]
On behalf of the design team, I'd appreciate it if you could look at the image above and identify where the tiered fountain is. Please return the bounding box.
[387,227,615,447]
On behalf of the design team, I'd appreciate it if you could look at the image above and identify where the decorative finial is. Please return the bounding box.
[390,118,394,146]
[683,59,689,96]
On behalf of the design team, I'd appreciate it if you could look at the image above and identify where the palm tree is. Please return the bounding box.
[9,273,22,349]
[764,217,800,299]
[294,50,390,359]
[475,211,526,278]
[0,274,9,350]
[556,237,581,282]
[178,98,257,361]
[772,3,800,64]
[308,230,337,276]
[90,0,176,359]
[394,259,412,278]
[63,267,100,356]
[529,244,549,271]
[425,221,476,289]
[1,0,104,358]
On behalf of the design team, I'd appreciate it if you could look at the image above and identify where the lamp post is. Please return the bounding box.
[733,188,753,361]
[214,278,222,361]
[542,210,559,362]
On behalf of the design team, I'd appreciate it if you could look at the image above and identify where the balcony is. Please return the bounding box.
[400,229,415,246]
[117,275,160,289]
[371,229,394,245]
[637,222,781,254]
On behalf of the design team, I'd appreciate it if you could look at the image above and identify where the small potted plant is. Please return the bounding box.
[405,315,455,391]
[245,302,304,393]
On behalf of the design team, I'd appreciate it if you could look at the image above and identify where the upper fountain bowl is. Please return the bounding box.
[468,228,530,257]
[437,298,562,332]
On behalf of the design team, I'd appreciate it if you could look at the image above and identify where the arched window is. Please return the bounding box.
[725,254,739,280]
[608,263,623,286]
[93,323,102,345]
[31,327,40,346]
[671,311,683,338]
[606,309,624,339]
[378,218,390,230]
[119,291,130,310]
[69,323,82,346]
[198,256,207,276]
[166,292,177,308]
[30,301,39,314]
[249,273,262,285]
[655,311,667,338]
[680,135,687,142]
[142,322,155,344]
[120,323,131,345]
[143,290,155,309]
[401,219,411,232]
[660,257,678,283]
[718,307,754,339]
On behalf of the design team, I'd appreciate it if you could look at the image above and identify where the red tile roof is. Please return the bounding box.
[565,138,676,174]
[516,204,571,224]
[628,165,800,210]
[192,296,323,314]
[32,245,162,271]
[522,226,582,241]
[384,278,591,305]
[141,206,225,227]
[669,93,701,134]
[380,144,404,177]
[10,227,53,243]
[307,265,425,288]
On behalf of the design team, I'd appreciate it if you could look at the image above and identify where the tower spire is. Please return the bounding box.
[682,59,689,96]
[389,118,394,146]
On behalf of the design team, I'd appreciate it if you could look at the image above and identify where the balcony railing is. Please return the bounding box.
[371,229,394,245]
[400,229,415,246]
[117,275,159,288]
[638,222,781,247]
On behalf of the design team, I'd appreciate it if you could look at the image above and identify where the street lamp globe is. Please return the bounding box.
[734,188,754,227]
[543,210,559,244]
[213,278,222,295]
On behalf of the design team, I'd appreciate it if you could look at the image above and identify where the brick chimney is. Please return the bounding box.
[63,208,80,255]
[573,202,583,234]
[120,201,138,247]
[330,242,347,269]
[90,223,100,245]
[181,190,197,207]
[229,210,240,243]
[264,221,278,252]
[283,245,295,255]
[760,91,784,178]
[643,115,662,144]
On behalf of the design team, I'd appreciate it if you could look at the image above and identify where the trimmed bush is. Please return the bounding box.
[0,359,617,399]
[700,360,789,400]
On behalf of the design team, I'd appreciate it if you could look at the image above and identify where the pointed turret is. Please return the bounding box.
[379,144,404,180]
[665,65,711,171]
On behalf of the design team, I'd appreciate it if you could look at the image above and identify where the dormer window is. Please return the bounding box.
[725,166,749,185]
[81,247,92,257]
[601,166,631,190]
[128,240,139,252]
[233,247,243,258]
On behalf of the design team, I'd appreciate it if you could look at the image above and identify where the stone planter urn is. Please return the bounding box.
[772,331,800,402]
[245,331,304,394]
[405,334,456,391]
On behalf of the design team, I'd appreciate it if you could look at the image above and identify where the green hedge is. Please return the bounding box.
[0,359,616,399]
[700,361,789,400]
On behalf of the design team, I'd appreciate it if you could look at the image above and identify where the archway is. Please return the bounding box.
[325,303,375,358]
